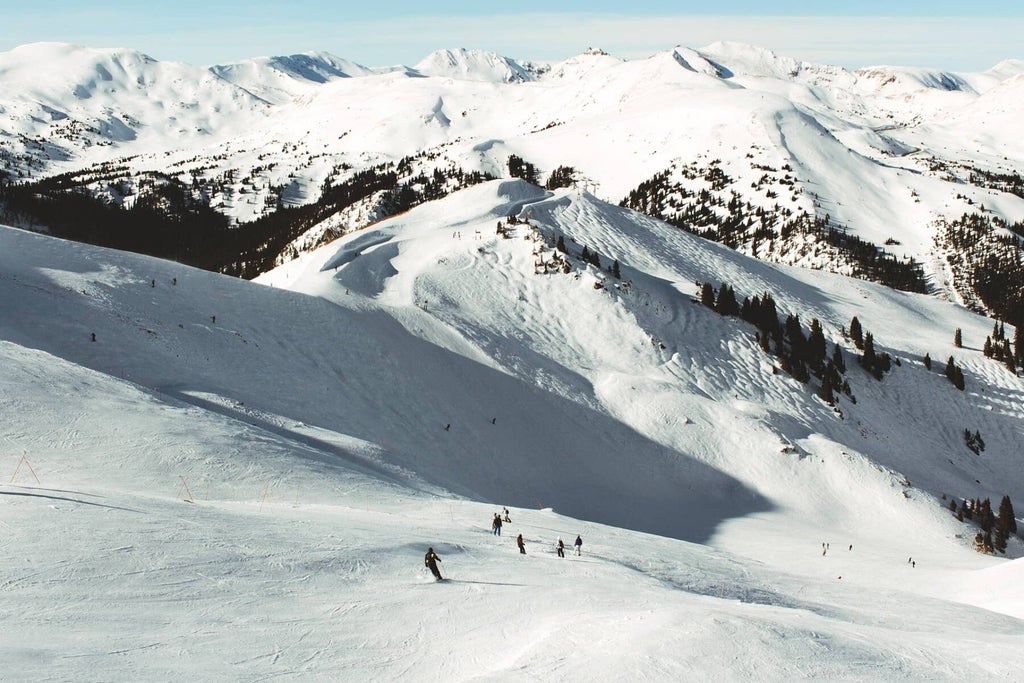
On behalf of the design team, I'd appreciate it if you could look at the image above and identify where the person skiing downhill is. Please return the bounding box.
[556,537,565,558]
[517,534,526,554]
[424,547,443,580]
[574,535,582,556]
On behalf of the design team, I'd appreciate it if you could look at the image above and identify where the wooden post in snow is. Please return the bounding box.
[177,475,195,503]
[9,452,41,485]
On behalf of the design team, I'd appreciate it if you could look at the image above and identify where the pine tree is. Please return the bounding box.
[923,352,932,370]
[820,376,835,405]
[700,282,716,309]
[784,314,805,360]
[807,319,827,371]
[612,259,621,279]
[998,495,1017,535]
[974,530,994,554]
[983,336,993,357]
[716,283,738,316]
[954,328,963,348]
[861,332,880,379]
[979,498,994,532]
[994,527,1008,553]
[945,356,957,383]
[850,316,864,349]
[832,343,846,374]
[556,235,567,253]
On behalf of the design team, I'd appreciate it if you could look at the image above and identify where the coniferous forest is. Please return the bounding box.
[0,158,494,278]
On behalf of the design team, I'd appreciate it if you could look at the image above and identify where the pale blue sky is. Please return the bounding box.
[3,1,1022,71]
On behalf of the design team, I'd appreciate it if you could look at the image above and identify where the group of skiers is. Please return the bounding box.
[512,532,581,557]
[491,508,511,535]
[425,508,584,580]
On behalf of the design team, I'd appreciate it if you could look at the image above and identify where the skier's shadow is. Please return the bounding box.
[443,579,526,587]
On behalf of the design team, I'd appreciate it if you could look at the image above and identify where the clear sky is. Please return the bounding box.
[3,1,1022,71]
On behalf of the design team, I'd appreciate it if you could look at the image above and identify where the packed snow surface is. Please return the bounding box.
[3,180,1023,679]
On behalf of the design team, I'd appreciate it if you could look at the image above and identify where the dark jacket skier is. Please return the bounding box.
[517,534,526,554]
[493,513,502,536]
[556,537,565,558]
[574,535,582,555]
[425,547,442,580]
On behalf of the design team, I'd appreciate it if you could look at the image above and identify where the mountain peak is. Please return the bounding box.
[413,48,533,83]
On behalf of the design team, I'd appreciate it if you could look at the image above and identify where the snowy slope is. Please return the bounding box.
[0,42,267,169]
[210,52,375,105]
[3,178,1023,678]
[3,40,1023,292]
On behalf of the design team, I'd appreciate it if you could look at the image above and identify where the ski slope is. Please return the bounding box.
[2,180,1023,679]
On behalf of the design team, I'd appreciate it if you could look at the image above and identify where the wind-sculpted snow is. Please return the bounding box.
[0,223,769,543]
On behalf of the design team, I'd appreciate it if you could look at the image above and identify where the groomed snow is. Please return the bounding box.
[3,180,1023,679]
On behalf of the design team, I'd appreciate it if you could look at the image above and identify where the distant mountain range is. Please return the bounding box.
[1,41,1023,317]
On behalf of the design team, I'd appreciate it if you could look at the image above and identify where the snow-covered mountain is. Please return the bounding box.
[413,48,536,83]
[0,40,1020,342]
[2,40,1022,302]
[0,42,268,161]
[209,51,376,104]
[3,175,1023,679]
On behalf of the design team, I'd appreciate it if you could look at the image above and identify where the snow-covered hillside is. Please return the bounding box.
[2,40,1022,299]
[209,52,376,105]
[2,180,1023,679]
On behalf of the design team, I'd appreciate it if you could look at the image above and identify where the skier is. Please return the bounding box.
[424,547,443,581]
[503,507,512,523]
[517,533,526,554]
[556,537,565,558]
[492,513,502,536]
[574,534,582,556]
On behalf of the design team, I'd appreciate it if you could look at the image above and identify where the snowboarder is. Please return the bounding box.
[556,537,565,558]
[574,534,582,556]
[424,547,443,580]
[517,533,526,554]
[503,507,511,523]
[492,513,502,536]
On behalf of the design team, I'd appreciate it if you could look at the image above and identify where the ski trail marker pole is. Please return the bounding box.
[10,452,41,485]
